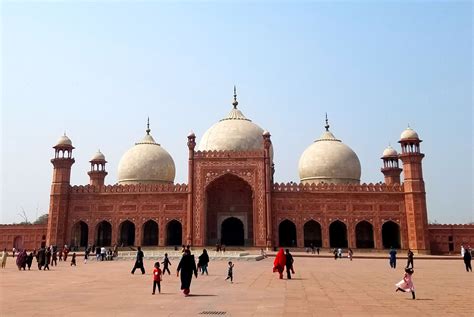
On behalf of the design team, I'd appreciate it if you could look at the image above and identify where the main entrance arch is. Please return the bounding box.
[142,220,158,246]
[279,220,297,247]
[206,174,253,246]
[304,220,322,247]
[71,221,88,248]
[382,221,401,249]
[119,220,135,246]
[166,220,182,246]
[355,221,374,248]
[221,217,244,246]
[329,220,348,248]
[96,221,112,246]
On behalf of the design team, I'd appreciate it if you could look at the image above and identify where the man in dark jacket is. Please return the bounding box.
[131,246,145,274]
[463,248,472,272]
[285,249,294,279]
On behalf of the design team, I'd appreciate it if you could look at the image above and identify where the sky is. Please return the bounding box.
[1,1,472,224]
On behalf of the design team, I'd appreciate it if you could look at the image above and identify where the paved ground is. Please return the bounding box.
[1,255,472,316]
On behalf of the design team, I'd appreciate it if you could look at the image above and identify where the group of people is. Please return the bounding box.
[273,248,294,279]
[332,248,353,260]
[306,243,320,254]
[1,245,78,271]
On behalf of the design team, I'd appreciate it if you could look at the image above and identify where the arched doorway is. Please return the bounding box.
[119,220,135,246]
[304,220,322,247]
[206,174,253,246]
[167,220,182,246]
[221,217,244,246]
[382,221,401,249]
[95,221,112,246]
[71,221,89,248]
[279,220,297,247]
[13,236,23,250]
[355,221,374,248]
[142,220,158,246]
[329,220,348,248]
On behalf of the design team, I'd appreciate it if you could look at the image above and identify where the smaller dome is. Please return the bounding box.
[263,130,270,137]
[400,127,419,140]
[382,146,398,157]
[56,134,72,147]
[91,150,106,161]
[188,131,196,138]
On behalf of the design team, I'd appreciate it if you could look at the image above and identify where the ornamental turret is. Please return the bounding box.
[381,145,402,185]
[88,150,107,186]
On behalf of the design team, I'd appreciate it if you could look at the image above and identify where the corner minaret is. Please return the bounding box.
[88,150,107,186]
[398,127,430,254]
[47,134,75,247]
[381,145,402,185]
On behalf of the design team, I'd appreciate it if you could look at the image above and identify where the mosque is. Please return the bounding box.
[1,89,473,254]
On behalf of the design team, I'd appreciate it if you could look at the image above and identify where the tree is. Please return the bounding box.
[33,214,48,225]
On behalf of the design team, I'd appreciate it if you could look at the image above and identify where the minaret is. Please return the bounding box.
[88,150,107,186]
[46,133,75,247]
[380,145,402,184]
[186,130,196,246]
[398,127,430,254]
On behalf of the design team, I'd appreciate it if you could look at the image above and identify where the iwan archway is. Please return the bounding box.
[206,174,253,246]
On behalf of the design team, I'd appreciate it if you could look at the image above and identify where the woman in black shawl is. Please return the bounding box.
[177,249,198,296]
[198,249,210,275]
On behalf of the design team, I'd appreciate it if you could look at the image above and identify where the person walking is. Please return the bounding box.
[36,247,46,270]
[26,252,34,270]
[44,248,51,270]
[463,248,472,272]
[100,246,106,261]
[63,245,69,261]
[406,249,414,268]
[1,248,8,268]
[70,253,77,266]
[285,249,294,279]
[161,253,171,276]
[84,247,90,264]
[95,246,101,261]
[152,262,162,294]
[348,248,354,261]
[16,249,27,270]
[389,247,397,269]
[273,249,286,279]
[131,246,145,274]
[225,261,234,283]
[51,249,58,267]
[177,249,198,296]
[198,249,210,275]
[395,268,416,300]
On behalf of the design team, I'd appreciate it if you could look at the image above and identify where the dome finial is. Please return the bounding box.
[146,117,151,135]
[232,85,238,109]
[325,113,330,131]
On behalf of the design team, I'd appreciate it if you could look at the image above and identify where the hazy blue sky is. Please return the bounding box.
[1,1,472,224]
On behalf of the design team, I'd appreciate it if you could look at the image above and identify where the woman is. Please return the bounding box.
[198,249,210,275]
[273,248,286,279]
[177,249,198,296]
[1,248,8,268]
[463,248,472,272]
[16,249,27,270]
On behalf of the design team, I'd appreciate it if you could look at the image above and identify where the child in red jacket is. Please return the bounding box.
[152,262,162,294]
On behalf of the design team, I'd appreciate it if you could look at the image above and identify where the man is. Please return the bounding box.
[131,246,145,274]
[285,249,294,279]
[406,249,414,268]
[389,247,397,269]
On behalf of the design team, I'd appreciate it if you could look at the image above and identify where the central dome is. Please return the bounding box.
[117,123,175,185]
[298,119,361,185]
[198,88,270,154]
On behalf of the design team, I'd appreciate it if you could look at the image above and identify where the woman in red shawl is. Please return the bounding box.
[273,248,286,279]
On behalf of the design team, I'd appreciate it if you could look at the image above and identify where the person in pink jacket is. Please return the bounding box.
[395,267,415,299]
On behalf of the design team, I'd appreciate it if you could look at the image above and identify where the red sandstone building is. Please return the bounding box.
[1,91,473,254]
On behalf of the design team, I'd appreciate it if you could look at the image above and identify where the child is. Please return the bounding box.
[225,261,234,283]
[162,253,171,276]
[395,267,415,299]
[70,253,76,266]
[152,262,162,294]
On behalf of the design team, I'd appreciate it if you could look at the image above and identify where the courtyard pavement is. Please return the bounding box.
[0,255,472,316]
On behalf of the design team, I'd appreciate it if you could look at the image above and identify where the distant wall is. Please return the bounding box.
[0,224,48,251]
[428,224,474,254]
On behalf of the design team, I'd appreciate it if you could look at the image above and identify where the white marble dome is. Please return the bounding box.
[91,150,106,161]
[400,127,419,140]
[56,134,72,147]
[198,92,273,157]
[382,145,398,157]
[117,130,175,185]
[298,127,361,185]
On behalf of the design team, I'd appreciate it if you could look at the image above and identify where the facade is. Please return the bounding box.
[1,90,473,254]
